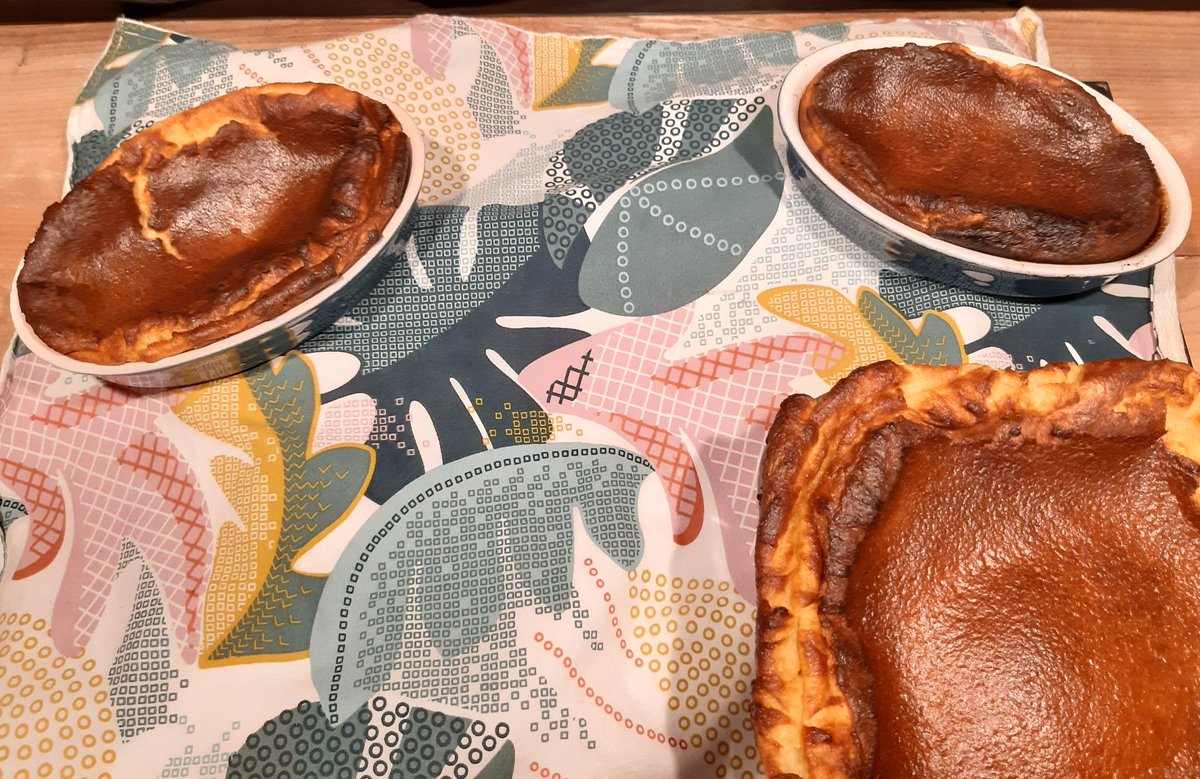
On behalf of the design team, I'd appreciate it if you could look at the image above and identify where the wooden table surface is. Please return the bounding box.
[1,9,1198,356]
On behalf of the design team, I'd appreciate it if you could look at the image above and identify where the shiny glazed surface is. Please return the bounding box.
[17,82,410,365]
[844,431,1200,777]
[799,43,1163,264]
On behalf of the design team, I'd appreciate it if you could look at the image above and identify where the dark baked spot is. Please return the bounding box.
[806,726,833,745]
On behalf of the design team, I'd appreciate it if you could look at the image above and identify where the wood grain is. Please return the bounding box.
[6,0,1200,24]
[1,10,1197,355]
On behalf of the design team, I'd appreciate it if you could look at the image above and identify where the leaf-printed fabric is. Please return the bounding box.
[311,443,650,722]
[0,10,1178,779]
[172,353,374,666]
[0,356,212,664]
[578,98,785,316]
[520,305,843,599]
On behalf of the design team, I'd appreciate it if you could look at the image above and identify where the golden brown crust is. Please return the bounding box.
[17,82,411,365]
[753,359,1200,778]
[799,43,1163,264]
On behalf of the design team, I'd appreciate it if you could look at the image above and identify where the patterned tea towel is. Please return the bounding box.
[0,9,1184,778]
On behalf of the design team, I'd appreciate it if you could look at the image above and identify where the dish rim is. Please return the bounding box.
[777,36,1192,279]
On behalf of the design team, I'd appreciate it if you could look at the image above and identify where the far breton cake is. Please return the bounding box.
[798,43,1164,264]
[754,359,1200,778]
[17,82,412,365]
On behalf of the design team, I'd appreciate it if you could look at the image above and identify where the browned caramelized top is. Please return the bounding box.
[839,429,1200,778]
[799,43,1163,264]
[17,82,411,365]
[754,360,1200,779]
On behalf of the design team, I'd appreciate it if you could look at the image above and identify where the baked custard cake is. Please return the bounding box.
[754,359,1200,778]
[799,43,1163,264]
[17,82,412,365]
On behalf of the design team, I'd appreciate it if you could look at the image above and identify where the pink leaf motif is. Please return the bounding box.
[411,16,533,108]
[410,15,454,78]
[651,333,844,391]
[0,355,212,663]
[607,412,703,544]
[521,306,845,599]
[746,394,790,430]
[0,459,65,579]
[118,432,209,651]
[31,382,133,428]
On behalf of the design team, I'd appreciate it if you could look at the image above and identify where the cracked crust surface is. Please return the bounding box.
[753,359,1200,778]
[17,82,411,365]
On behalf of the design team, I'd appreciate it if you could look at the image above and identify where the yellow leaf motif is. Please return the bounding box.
[758,285,896,383]
[174,373,286,662]
[533,36,616,110]
[174,353,373,666]
[757,284,966,383]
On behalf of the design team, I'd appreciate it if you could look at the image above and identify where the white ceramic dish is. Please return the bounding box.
[778,37,1192,298]
[11,98,424,389]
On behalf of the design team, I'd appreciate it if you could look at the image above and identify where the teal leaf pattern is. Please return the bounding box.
[93,37,236,138]
[310,444,651,722]
[226,700,371,779]
[805,22,852,41]
[0,496,26,580]
[610,34,797,113]
[108,543,182,742]
[70,130,126,186]
[578,103,784,316]
[857,288,966,366]
[372,701,513,778]
[227,697,516,778]
[542,98,741,269]
[471,42,524,139]
[75,19,176,104]
[476,742,517,779]
[877,267,1040,331]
